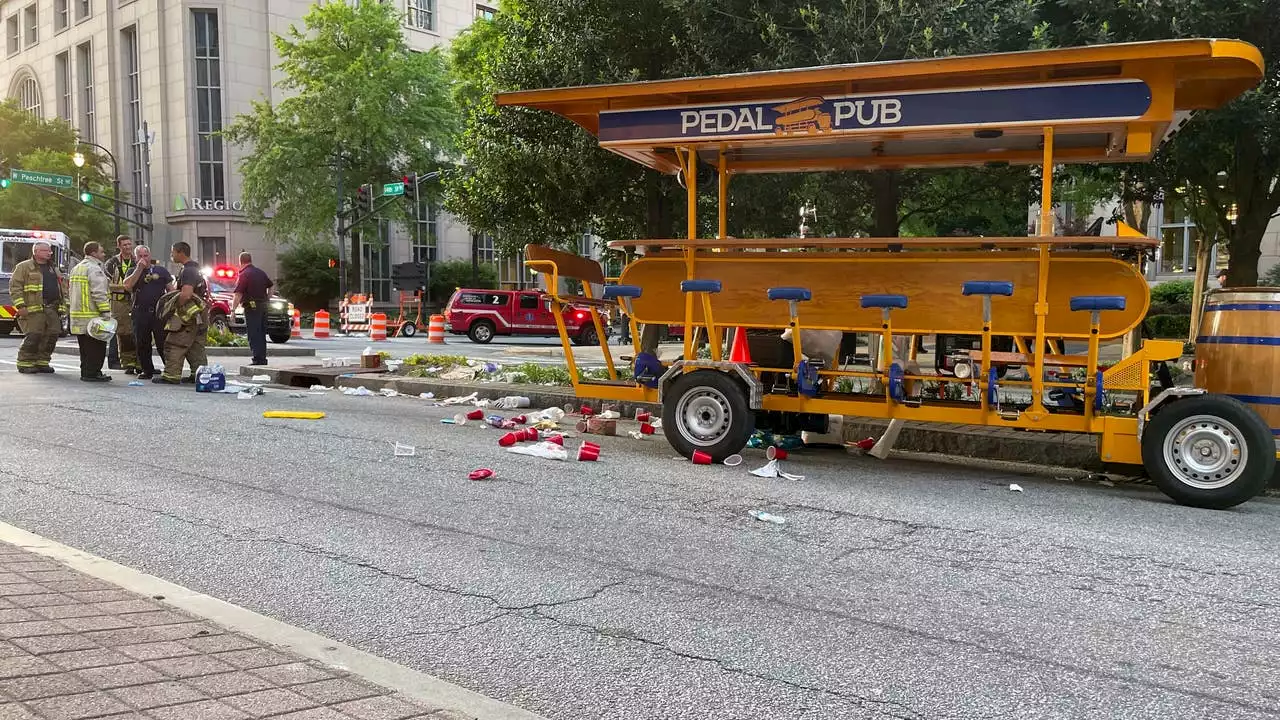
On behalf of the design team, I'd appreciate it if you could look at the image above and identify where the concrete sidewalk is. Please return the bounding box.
[0,542,464,720]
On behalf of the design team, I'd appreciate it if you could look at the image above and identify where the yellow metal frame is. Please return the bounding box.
[509,39,1265,464]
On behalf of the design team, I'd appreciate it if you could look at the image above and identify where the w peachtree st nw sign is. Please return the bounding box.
[8,169,74,188]
[596,79,1153,144]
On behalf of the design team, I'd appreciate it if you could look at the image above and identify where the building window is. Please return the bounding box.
[22,5,36,48]
[412,199,437,263]
[13,75,41,116]
[54,0,69,32]
[474,232,497,264]
[406,0,434,31]
[498,251,529,289]
[121,26,144,227]
[475,4,495,20]
[198,236,227,267]
[6,15,18,55]
[1158,198,1200,276]
[361,222,392,301]
[192,10,225,204]
[55,52,72,121]
[75,0,90,23]
[76,42,94,142]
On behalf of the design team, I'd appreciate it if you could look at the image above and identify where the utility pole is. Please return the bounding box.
[335,155,347,300]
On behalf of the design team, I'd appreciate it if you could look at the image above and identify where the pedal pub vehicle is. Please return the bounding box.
[499,39,1275,509]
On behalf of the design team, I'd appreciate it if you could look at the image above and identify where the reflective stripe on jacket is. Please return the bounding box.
[69,257,111,335]
[6,259,66,313]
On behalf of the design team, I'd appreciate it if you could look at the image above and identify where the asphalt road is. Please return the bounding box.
[1,344,1278,719]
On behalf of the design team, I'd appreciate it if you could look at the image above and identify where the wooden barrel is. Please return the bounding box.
[1194,288,1280,444]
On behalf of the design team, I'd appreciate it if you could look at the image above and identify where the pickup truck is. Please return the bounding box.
[445,288,607,345]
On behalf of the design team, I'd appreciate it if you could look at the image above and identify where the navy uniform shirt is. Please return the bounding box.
[233,265,273,309]
[179,260,207,298]
[132,264,173,317]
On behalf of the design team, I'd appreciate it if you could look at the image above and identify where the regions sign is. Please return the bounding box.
[597,80,1152,144]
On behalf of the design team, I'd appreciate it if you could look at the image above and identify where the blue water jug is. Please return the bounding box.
[195,364,226,393]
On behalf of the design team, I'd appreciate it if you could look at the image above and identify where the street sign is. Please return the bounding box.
[8,169,74,189]
[381,182,405,197]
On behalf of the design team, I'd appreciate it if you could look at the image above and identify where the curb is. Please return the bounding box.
[56,345,315,358]
[251,366,1107,471]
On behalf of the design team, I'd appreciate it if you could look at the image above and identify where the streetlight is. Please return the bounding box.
[72,140,122,236]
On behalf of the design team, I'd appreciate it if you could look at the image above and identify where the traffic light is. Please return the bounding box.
[0,178,9,189]
[328,258,339,269]
[403,173,420,219]
[78,178,92,204]
[355,184,373,212]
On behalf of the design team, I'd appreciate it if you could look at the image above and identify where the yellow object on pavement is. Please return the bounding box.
[262,411,326,420]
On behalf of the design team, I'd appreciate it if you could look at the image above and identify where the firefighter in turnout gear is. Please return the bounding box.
[103,235,139,373]
[69,242,115,381]
[7,241,66,374]
[154,241,208,384]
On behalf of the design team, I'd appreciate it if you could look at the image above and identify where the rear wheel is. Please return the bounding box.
[468,321,495,344]
[1142,394,1275,509]
[400,323,417,338]
[574,326,599,346]
[662,370,754,463]
[269,333,289,344]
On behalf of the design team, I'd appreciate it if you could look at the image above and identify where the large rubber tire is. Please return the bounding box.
[269,333,290,344]
[211,312,229,334]
[662,370,755,463]
[0,322,11,336]
[468,321,495,344]
[400,323,417,338]
[574,326,599,347]
[1142,394,1275,510]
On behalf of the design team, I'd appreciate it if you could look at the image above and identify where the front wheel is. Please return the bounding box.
[269,333,290,344]
[211,312,229,334]
[662,370,755,463]
[400,323,417,338]
[1142,394,1275,510]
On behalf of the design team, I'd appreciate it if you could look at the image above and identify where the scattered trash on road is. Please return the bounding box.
[236,386,265,400]
[634,410,651,422]
[767,447,788,461]
[1098,479,1115,487]
[438,392,480,406]
[868,419,903,460]
[127,380,145,387]
[599,410,621,420]
[1008,483,1024,492]
[749,459,806,481]
[723,454,743,467]
[493,395,531,409]
[342,386,375,397]
[419,392,434,399]
[262,411,326,420]
[378,388,400,397]
[310,385,332,391]
[692,450,712,465]
[628,431,644,440]
[577,441,600,461]
[848,437,877,452]
[287,392,306,398]
[251,374,271,382]
[749,510,786,525]
[391,442,416,457]
[468,468,495,481]
[507,441,569,461]
[440,367,477,381]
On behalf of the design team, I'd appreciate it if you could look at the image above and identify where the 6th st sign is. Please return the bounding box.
[8,169,75,188]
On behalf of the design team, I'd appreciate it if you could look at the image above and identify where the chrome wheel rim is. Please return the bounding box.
[676,386,732,448]
[1163,414,1248,490]
[474,325,491,341]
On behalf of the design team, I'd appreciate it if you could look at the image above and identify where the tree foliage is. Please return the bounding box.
[0,101,116,252]
[429,259,496,302]
[277,240,340,312]
[223,0,457,286]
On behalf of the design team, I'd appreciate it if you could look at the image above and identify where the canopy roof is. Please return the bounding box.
[496,39,1264,175]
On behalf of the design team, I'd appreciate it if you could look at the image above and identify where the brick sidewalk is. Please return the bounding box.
[0,542,451,720]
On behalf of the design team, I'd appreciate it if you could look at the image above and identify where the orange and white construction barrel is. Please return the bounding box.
[428,315,446,344]
[370,313,388,341]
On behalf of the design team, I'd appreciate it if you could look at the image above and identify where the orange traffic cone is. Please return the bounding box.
[729,327,752,364]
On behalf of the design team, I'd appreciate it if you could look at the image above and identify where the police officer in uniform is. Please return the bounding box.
[230,252,274,367]
[103,235,139,374]
[122,245,173,379]
[154,242,208,384]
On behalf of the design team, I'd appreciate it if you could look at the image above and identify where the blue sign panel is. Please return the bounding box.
[598,80,1152,144]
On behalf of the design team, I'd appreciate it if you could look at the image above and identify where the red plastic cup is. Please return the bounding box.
[468,468,494,481]
[514,428,539,442]
[547,434,565,446]
[691,450,712,465]
[635,410,651,422]
[577,443,600,462]
[512,415,528,424]
[581,441,600,452]
[853,437,876,451]
[639,422,656,435]
[580,406,594,416]
[525,428,539,441]
[466,409,485,420]
[767,446,788,461]
[498,432,518,447]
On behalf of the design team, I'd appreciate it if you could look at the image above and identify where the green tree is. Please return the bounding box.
[0,101,116,251]
[277,240,340,312]
[223,0,457,289]
[446,0,1060,252]
[1045,0,1280,285]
